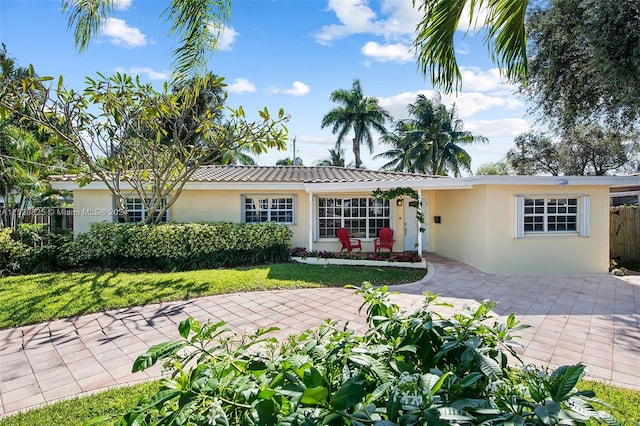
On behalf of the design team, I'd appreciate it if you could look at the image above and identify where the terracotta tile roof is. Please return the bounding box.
[189,165,441,183]
[48,166,443,183]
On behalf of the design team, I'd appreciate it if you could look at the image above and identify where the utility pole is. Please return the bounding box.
[292,136,297,166]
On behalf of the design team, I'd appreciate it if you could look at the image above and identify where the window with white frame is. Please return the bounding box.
[242,195,295,224]
[318,197,390,239]
[116,197,168,223]
[514,195,589,237]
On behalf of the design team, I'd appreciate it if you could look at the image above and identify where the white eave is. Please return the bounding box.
[51,174,640,192]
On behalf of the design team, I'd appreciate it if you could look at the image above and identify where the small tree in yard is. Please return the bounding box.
[1,71,289,223]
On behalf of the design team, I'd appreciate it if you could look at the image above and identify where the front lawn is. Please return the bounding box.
[0,264,425,329]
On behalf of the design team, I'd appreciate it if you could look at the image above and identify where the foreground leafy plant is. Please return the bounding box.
[99,285,621,425]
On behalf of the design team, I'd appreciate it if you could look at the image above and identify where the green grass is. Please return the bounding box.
[2,380,638,426]
[0,381,160,426]
[0,263,425,329]
[578,380,640,425]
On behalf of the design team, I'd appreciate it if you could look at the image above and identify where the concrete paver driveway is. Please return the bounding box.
[1,253,639,418]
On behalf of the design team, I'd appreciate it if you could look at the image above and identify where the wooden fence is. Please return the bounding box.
[0,207,74,231]
[610,206,640,263]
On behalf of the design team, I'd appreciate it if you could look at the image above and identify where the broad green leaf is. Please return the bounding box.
[132,340,188,372]
[550,364,584,401]
[503,414,526,426]
[459,372,483,388]
[330,376,368,411]
[255,399,276,425]
[476,352,503,379]
[178,317,197,339]
[438,407,476,421]
[348,354,391,381]
[597,410,623,426]
[534,402,561,424]
[303,367,326,388]
[300,386,329,405]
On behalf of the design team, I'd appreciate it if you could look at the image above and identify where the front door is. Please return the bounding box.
[403,196,429,251]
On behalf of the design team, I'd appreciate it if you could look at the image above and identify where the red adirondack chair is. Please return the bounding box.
[374,227,395,252]
[336,228,362,252]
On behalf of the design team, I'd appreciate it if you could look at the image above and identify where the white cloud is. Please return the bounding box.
[217,26,238,51]
[128,67,170,81]
[378,90,523,122]
[458,67,517,93]
[101,18,146,48]
[315,0,381,45]
[457,2,489,32]
[464,118,530,138]
[112,0,132,11]
[315,0,486,45]
[271,81,311,96]
[361,41,413,63]
[227,78,256,94]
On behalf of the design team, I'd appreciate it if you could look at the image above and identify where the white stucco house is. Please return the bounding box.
[50,165,640,275]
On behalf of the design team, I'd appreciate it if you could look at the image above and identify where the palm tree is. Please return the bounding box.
[315,147,348,167]
[374,121,415,172]
[321,79,392,169]
[377,94,486,176]
[275,157,303,166]
[413,0,528,92]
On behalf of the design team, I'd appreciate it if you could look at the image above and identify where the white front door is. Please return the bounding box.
[403,196,429,251]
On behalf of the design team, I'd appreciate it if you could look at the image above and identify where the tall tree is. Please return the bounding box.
[320,79,392,169]
[1,70,288,224]
[275,157,303,166]
[506,127,636,176]
[557,125,634,176]
[0,45,78,228]
[506,131,561,176]
[315,147,348,167]
[476,160,513,175]
[374,121,417,172]
[377,94,486,176]
[523,0,640,130]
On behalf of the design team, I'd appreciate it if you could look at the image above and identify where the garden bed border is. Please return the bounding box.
[291,256,427,269]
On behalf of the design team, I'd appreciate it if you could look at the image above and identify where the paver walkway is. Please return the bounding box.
[1,253,639,419]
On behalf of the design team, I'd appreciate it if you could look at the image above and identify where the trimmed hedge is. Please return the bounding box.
[62,221,293,271]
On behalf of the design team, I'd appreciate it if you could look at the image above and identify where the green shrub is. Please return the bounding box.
[0,228,30,275]
[64,221,293,271]
[100,285,621,425]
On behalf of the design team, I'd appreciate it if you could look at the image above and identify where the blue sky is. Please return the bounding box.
[1,0,532,173]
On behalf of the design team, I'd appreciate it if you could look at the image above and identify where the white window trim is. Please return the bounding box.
[241,194,297,225]
[316,196,392,240]
[514,195,589,238]
[113,196,170,223]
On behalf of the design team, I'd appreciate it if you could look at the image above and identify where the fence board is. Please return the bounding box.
[610,206,640,263]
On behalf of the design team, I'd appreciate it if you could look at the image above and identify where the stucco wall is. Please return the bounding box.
[170,189,312,248]
[428,185,610,274]
[72,189,114,235]
[428,188,488,270]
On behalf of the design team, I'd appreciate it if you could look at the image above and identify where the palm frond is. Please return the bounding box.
[165,0,231,82]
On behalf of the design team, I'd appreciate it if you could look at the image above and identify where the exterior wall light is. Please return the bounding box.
[396,199,403,206]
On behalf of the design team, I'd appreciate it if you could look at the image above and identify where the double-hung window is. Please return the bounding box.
[318,197,390,239]
[242,195,296,224]
[116,197,168,223]
[514,195,589,237]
